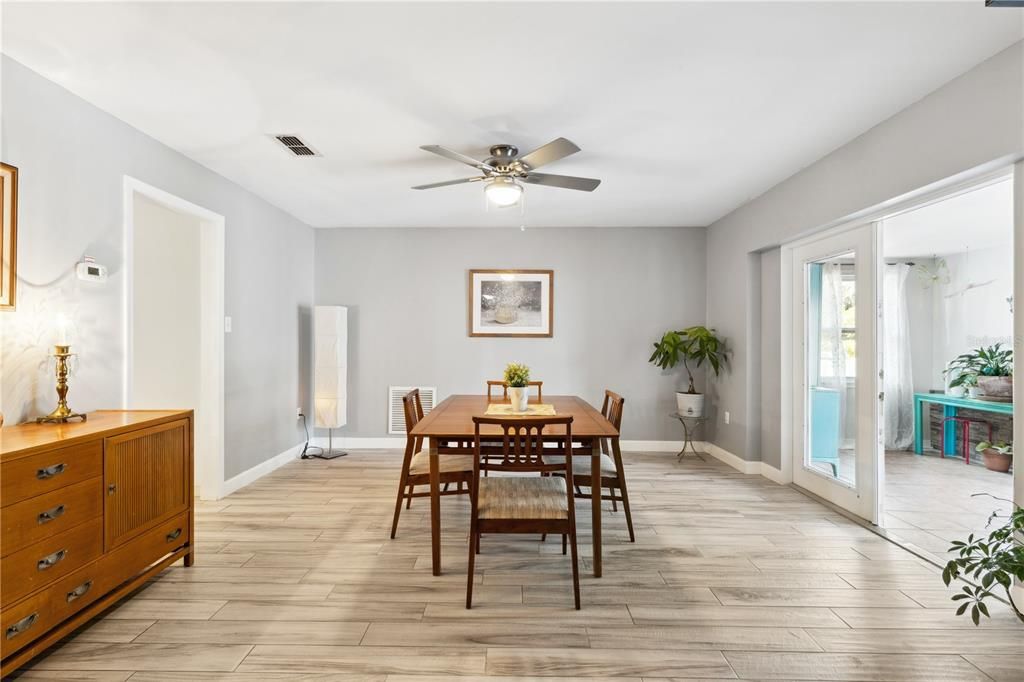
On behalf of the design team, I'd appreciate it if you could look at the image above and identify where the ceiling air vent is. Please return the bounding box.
[273,134,320,157]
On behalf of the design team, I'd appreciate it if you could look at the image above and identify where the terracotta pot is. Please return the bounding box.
[981,448,1013,473]
[977,375,1013,400]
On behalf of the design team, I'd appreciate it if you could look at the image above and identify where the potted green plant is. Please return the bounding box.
[975,441,1013,473]
[649,326,726,417]
[504,362,530,413]
[944,343,1013,401]
[942,495,1024,625]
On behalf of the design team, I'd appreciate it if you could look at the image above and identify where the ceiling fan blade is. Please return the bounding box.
[411,177,482,190]
[522,172,601,192]
[420,145,492,171]
[517,137,580,169]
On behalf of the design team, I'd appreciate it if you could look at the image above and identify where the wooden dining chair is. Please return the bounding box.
[543,390,634,542]
[485,380,544,402]
[389,389,474,539]
[466,415,580,609]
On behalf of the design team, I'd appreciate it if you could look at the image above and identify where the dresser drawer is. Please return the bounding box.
[0,559,112,659]
[1,517,103,606]
[102,512,190,588]
[1,440,103,507]
[1,477,103,557]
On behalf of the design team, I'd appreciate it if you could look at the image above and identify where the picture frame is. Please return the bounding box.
[468,269,553,337]
[1,163,17,311]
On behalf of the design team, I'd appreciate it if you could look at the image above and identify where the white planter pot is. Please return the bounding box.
[947,385,966,397]
[676,392,704,417]
[968,387,983,399]
[508,386,529,412]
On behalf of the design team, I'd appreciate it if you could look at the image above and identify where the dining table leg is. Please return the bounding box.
[429,436,442,576]
[590,437,602,578]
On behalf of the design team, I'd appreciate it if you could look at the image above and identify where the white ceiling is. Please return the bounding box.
[3,2,1021,229]
[883,178,1013,259]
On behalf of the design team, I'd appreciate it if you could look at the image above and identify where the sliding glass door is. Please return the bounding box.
[791,222,883,522]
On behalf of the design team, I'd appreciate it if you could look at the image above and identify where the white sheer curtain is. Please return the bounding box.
[819,263,848,432]
[883,264,914,450]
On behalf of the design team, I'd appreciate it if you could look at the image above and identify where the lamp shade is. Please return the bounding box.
[313,306,347,429]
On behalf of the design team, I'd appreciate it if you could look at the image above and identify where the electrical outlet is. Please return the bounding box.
[296,407,303,419]
[224,316,233,333]
[724,411,730,425]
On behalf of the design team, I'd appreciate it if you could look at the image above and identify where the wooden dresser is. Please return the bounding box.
[0,410,194,675]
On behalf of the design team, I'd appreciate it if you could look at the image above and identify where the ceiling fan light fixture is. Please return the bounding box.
[484,177,523,207]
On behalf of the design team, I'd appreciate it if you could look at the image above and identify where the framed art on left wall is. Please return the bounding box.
[1,163,17,311]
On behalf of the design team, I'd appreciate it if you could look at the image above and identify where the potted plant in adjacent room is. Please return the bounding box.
[941,494,1024,625]
[504,362,531,413]
[975,441,1013,474]
[649,326,726,417]
[944,343,1013,401]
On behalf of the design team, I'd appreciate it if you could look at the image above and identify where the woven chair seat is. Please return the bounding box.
[542,453,617,476]
[409,451,474,475]
[478,476,569,520]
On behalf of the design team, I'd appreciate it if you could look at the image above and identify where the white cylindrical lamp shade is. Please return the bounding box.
[313,306,348,429]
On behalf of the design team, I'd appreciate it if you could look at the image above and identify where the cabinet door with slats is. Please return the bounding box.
[104,419,190,550]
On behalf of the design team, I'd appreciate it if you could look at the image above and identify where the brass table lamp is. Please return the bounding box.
[37,344,86,423]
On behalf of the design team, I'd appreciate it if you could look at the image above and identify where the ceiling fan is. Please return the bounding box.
[412,137,601,207]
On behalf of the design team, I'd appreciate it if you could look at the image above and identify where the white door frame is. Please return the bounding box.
[785,222,883,523]
[780,165,1018,525]
[122,176,226,500]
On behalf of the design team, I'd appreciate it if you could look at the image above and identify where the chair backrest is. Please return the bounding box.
[472,415,572,474]
[485,380,544,402]
[402,389,425,450]
[600,390,625,431]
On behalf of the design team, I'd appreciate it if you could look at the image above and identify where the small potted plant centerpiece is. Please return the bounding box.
[504,362,531,413]
[649,326,726,417]
[975,441,1013,473]
[944,343,1013,401]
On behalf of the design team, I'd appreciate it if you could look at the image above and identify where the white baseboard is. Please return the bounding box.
[620,440,684,452]
[312,436,405,449]
[310,436,686,453]
[221,442,304,498]
[697,441,786,484]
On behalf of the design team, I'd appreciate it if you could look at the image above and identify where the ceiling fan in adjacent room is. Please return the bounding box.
[411,137,601,207]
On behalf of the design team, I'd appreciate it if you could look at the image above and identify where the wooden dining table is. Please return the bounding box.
[409,394,619,578]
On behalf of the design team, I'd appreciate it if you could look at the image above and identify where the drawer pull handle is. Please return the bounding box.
[37,463,67,480]
[37,504,66,524]
[5,613,38,640]
[37,548,67,570]
[166,528,183,542]
[108,483,117,495]
[66,580,93,603]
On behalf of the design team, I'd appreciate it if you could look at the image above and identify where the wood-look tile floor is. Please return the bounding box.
[883,451,1014,564]
[12,450,1024,681]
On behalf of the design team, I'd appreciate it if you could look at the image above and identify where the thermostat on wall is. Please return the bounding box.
[76,256,107,282]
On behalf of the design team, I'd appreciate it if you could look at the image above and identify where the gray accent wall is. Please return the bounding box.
[0,56,315,479]
[314,226,706,440]
[706,40,1024,466]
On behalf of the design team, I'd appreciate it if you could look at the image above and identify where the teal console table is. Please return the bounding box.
[913,392,1013,455]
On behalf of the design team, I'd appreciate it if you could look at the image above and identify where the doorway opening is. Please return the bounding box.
[879,176,1014,563]
[123,177,225,500]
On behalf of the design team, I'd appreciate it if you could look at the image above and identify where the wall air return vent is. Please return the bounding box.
[273,134,321,157]
[388,386,437,435]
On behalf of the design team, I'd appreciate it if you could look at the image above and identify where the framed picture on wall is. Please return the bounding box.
[469,269,553,337]
[1,163,18,311]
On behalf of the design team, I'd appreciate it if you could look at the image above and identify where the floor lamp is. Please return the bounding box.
[312,305,348,459]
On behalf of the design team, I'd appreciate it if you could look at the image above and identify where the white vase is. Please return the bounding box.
[508,386,529,412]
[676,392,704,417]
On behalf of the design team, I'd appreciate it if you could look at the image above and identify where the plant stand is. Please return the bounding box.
[670,413,707,461]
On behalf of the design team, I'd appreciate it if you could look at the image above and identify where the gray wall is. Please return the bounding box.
[315,226,706,440]
[705,40,1024,462]
[0,56,315,479]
